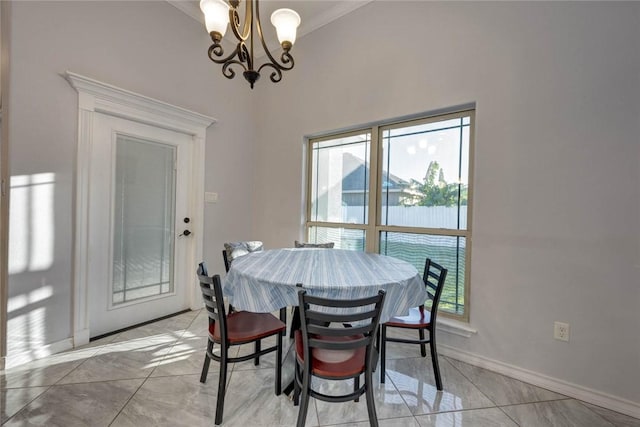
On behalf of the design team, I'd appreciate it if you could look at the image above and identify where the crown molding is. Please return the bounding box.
[300,1,373,39]
[167,0,204,24]
[65,71,215,137]
[167,0,374,52]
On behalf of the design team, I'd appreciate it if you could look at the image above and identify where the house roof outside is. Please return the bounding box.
[341,152,408,193]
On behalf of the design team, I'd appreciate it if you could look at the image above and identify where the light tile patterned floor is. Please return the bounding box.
[1,310,638,426]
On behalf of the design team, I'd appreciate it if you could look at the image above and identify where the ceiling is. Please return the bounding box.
[168,0,372,51]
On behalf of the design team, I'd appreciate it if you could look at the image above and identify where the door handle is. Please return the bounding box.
[180,230,192,237]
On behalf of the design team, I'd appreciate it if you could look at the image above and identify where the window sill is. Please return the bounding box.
[437,317,477,338]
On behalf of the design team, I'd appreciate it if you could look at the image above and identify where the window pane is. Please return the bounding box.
[388,118,462,137]
[308,226,365,251]
[306,109,473,320]
[380,117,470,229]
[379,232,466,316]
[113,136,175,305]
[310,133,371,224]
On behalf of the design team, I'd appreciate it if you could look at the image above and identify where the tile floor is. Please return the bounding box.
[1,309,639,426]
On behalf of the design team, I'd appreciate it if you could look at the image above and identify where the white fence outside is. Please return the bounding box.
[344,205,468,230]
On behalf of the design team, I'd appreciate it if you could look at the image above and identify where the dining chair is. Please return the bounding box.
[222,240,264,272]
[380,258,448,390]
[222,241,263,313]
[197,262,286,425]
[294,289,386,427]
[293,240,335,248]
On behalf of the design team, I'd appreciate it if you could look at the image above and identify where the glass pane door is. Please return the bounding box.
[112,135,176,305]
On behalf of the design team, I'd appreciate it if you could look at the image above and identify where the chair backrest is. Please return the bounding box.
[222,250,230,272]
[197,262,228,341]
[422,258,448,325]
[297,290,385,370]
[223,241,264,272]
[294,240,335,249]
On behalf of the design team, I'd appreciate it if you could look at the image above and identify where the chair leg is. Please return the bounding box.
[380,325,387,383]
[374,327,381,371]
[254,340,261,366]
[280,307,288,337]
[293,362,301,406]
[200,339,214,383]
[354,375,360,402]
[290,307,301,339]
[296,364,312,427]
[275,332,283,395]
[429,329,442,391]
[365,366,379,427]
[419,329,427,357]
[215,347,229,425]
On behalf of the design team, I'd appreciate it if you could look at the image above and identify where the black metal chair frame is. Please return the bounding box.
[198,263,285,425]
[294,240,335,248]
[294,290,385,427]
[222,249,231,272]
[380,258,448,390]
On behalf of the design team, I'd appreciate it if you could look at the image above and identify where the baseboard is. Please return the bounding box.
[5,338,74,369]
[73,328,90,347]
[439,344,640,420]
[438,317,477,338]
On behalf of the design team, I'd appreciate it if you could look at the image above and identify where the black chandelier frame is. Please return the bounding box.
[206,0,295,89]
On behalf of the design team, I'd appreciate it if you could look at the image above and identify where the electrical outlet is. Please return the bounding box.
[554,321,570,342]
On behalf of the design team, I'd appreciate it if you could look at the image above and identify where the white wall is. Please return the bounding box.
[251,2,640,406]
[6,1,256,356]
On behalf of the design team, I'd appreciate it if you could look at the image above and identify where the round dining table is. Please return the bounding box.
[222,248,427,324]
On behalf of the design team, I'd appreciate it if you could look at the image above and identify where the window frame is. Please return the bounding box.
[304,108,475,322]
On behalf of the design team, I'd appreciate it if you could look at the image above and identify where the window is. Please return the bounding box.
[305,109,474,320]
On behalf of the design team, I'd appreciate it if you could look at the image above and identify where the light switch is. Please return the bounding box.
[205,192,218,203]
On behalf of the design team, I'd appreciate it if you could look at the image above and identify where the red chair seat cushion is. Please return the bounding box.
[294,330,366,378]
[210,311,285,344]
[386,307,432,328]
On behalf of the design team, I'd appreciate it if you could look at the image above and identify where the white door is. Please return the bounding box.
[88,113,193,337]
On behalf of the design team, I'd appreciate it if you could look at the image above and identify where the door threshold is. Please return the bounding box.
[90,309,192,342]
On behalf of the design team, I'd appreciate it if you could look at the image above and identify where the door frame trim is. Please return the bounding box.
[0,0,11,369]
[65,71,215,346]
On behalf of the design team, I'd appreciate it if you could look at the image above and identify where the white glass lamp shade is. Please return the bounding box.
[200,0,230,37]
[270,8,301,46]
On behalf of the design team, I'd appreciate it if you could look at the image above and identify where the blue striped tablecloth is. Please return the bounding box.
[222,248,427,323]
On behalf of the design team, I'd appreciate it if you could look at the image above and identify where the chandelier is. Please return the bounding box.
[200,0,301,89]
